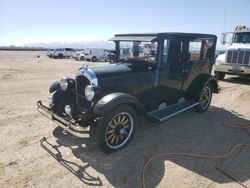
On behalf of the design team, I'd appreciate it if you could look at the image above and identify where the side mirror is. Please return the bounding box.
[221,33,226,45]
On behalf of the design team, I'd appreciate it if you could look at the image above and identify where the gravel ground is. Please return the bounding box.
[0,51,249,188]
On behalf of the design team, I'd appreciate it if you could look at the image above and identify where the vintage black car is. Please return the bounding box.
[38,32,219,153]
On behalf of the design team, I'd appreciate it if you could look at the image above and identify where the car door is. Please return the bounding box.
[182,38,215,91]
[157,37,187,104]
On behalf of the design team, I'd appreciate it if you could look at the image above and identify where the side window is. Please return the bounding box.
[202,39,215,60]
[188,41,202,61]
[168,40,183,63]
[162,39,170,63]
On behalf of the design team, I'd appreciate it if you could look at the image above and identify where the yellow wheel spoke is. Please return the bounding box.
[113,118,118,125]
[124,124,130,128]
[120,115,125,124]
[107,133,115,140]
[115,135,119,144]
[110,135,116,144]
[117,115,121,124]
[123,119,128,125]
[109,124,115,129]
[107,130,114,134]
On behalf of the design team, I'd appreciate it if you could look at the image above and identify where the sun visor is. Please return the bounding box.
[110,36,157,42]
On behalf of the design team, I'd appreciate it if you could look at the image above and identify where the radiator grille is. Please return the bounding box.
[226,50,250,65]
[76,75,91,108]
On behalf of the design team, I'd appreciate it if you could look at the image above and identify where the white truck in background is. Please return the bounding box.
[73,50,85,61]
[47,49,55,58]
[52,48,75,59]
[84,48,109,62]
[214,25,250,79]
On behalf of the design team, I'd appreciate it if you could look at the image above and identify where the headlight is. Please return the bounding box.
[85,85,95,101]
[59,77,68,91]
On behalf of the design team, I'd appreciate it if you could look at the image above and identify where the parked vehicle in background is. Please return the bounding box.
[52,48,75,59]
[73,51,85,61]
[106,50,116,62]
[47,49,55,58]
[38,32,219,153]
[214,24,250,80]
[84,49,109,62]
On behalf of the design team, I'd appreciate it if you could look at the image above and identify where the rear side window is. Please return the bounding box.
[188,41,202,61]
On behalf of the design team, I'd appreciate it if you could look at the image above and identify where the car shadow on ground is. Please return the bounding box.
[40,106,250,188]
[222,75,250,85]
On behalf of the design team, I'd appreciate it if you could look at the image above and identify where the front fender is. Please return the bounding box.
[49,78,75,93]
[49,80,60,93]
[93,92,145,115]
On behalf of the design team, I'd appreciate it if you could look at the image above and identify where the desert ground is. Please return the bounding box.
[0,51,250,188]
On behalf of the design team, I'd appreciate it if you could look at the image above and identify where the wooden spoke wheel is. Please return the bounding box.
[196,84,212,112]
[97,105,136,153]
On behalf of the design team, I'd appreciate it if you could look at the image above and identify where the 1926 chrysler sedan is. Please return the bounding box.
[38,32,219,153]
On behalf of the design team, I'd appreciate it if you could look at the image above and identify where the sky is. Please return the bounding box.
[0,0,249,49]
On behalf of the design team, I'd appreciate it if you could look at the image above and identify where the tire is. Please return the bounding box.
[58,53,63,59]
[92,56,97,62]
[195,84,213,113]
[215,71,225,80]
[80,56,85,61]
[97,105,136,153]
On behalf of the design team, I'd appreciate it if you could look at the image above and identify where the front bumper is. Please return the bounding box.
[214,64,250,75]
[37,101,89,138]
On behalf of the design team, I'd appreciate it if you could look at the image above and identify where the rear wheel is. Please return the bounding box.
[92,56,97,62]
[215,71,225,80]
[97,105,136,153]
[195,84,212,113]
[58,53,63,59]
[80,56,85,61]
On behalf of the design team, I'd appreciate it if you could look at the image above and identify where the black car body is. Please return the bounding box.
[38,32,219,153]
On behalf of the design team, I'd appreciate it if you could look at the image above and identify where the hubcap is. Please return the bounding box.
[199,86,211,110]
[105,112,133,149]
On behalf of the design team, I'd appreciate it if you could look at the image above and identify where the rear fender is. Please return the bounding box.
[93,92,145,115]
[186,74,219,101]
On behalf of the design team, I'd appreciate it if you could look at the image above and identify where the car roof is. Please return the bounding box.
[111,32,217,41]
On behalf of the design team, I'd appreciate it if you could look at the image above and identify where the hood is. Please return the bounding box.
[87,62,155,93]
[90,62,151,78]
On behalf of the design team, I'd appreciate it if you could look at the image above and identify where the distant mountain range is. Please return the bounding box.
[19,40,115,50]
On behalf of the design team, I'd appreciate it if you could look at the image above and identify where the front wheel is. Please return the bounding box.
[195,84,212,113]
[97,105,136,153]
[92,56,97,62]
[80,56,85,61]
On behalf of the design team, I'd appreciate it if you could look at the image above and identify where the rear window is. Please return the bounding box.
[188,41,202,61]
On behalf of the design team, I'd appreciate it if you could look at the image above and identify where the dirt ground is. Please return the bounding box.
[0,51,250,188]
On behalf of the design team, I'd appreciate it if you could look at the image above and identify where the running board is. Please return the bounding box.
[147,100,199,122]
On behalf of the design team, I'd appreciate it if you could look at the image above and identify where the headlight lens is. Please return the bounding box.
[59,77,68,91]
[85,85,95,101]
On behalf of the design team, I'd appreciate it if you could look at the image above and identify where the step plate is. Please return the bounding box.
[148,100,199,122]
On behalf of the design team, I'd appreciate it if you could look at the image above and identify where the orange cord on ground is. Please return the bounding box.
[142,122,250,188]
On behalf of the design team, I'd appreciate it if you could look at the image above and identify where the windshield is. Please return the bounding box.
[119,41,158,63]
[234,32,250,43]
